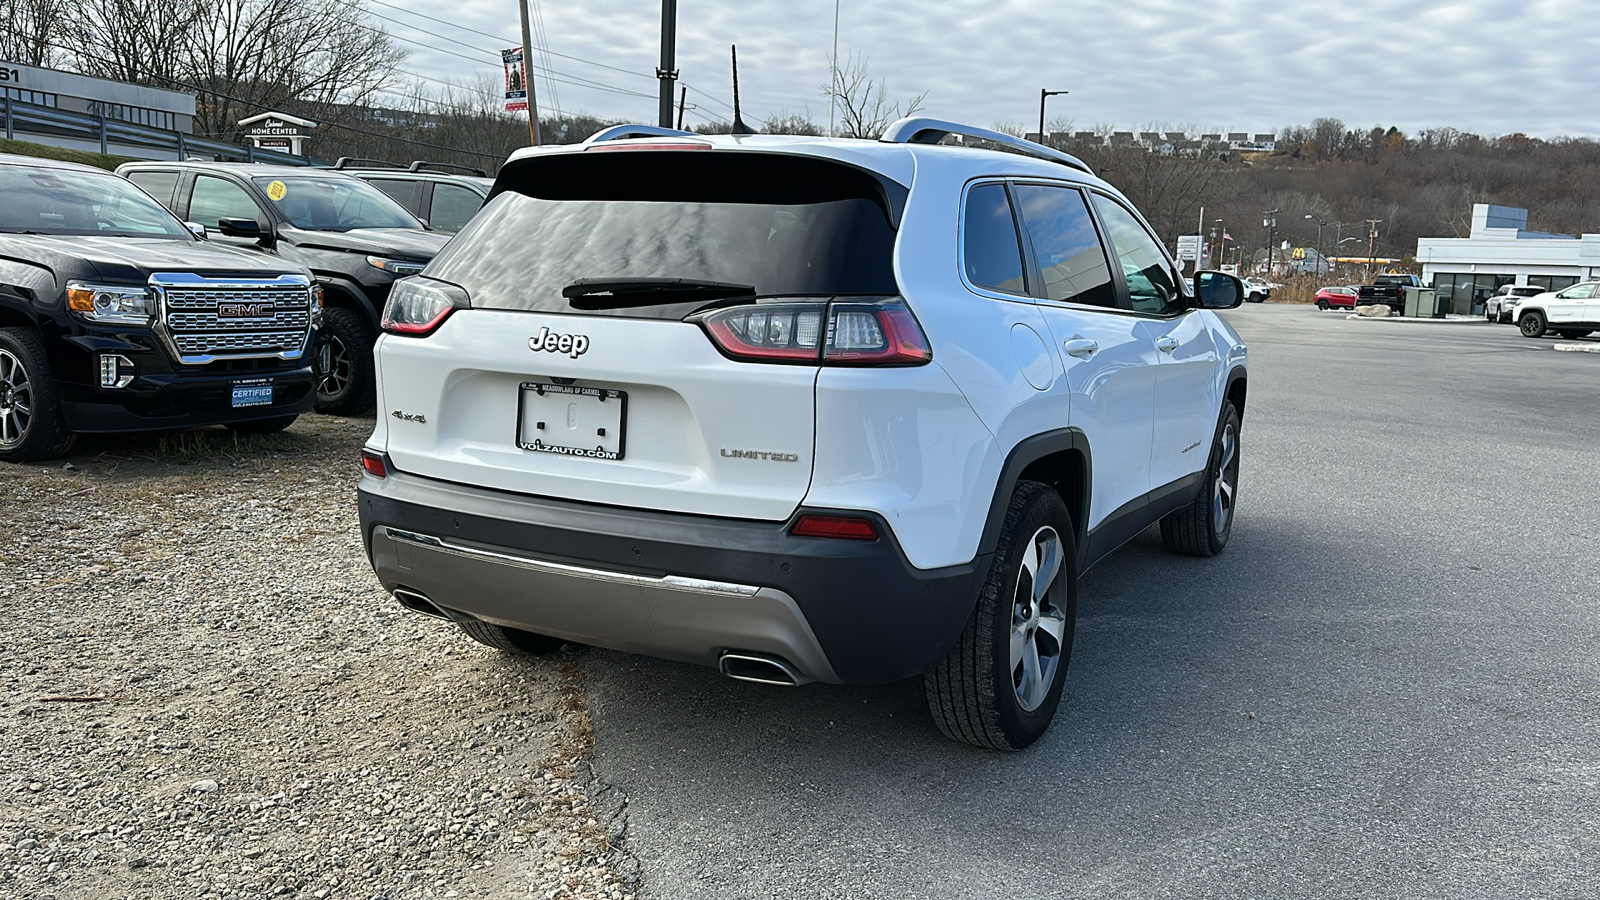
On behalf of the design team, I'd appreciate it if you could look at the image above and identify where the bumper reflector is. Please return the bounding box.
[361,450,388,478]
[790,514,878,540]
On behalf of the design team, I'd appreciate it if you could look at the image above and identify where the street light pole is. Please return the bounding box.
[1306,214,1326,276]
[1038,89,1067,144]
[657,0,678,129]
[1365,218,1382,279]
[1262,208,1280,276]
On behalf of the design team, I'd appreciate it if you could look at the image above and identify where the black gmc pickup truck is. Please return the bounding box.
[0,154,319,463]
[1355,273,1424,313]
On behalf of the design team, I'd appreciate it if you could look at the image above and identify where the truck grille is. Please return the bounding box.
[153,275,315,364]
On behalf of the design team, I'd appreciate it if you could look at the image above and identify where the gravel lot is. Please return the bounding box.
[1,417,635,899]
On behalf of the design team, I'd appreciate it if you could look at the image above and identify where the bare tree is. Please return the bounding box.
[0,0,67,67]
[821,52,925,139]
[62,0,198,88]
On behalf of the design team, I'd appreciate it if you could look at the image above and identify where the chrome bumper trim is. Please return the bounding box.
[382,527,763,599]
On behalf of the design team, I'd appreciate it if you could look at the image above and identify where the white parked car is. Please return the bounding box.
[1486,284,1544,324]
[356,119,1249,750]
[1242,277,1274,303]
[1515,281,1599,339]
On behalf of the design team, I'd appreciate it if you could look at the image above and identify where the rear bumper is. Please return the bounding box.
[357,468,986,684]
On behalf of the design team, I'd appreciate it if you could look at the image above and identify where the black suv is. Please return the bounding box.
[116,161,452,414]
[331,159,494,234]
[0,154,319,463]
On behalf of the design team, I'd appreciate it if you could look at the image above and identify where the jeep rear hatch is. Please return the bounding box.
[375,149,906,521]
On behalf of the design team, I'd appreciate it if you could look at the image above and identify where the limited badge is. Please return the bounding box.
[266,180,287,201]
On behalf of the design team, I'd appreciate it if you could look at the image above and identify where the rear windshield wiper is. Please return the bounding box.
[563,277,756,310]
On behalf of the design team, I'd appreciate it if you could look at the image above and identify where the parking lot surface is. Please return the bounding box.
[581,304,1600,899]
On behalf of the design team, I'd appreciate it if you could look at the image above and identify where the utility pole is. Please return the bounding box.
[1262,208,1280,276]
[675,86,688,130]
[1306,214,1326,276]
[1038,89,1067,144]
[828,0,841,137]
[1365,218,1382,279]
[657,0,678,129]
[516,0,541,145]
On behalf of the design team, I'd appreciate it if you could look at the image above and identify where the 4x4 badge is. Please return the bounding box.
[530,326,590,359]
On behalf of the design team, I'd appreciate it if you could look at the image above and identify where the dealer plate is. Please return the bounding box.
[517,382,627,460]
[231,380,274,408]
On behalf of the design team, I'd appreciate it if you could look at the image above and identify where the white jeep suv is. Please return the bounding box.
[357,119,1249,750]
[1515,281,1599,339]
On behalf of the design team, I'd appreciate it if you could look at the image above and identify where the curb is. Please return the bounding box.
[1341,314,1491,325]
[1553,343,1600,353]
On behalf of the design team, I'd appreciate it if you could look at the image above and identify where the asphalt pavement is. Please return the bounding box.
[581,304,1600,899]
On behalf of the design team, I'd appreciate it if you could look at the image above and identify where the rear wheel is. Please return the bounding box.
[1519,310,1547,338]
[225,415,297,435]
[0,327,74,463]
[315,307,377,415]
[924,481,1076,751]
[1161,401,1241,557]
[457,620,566,655]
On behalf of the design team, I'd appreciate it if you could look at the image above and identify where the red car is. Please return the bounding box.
[1315,285,1358,310]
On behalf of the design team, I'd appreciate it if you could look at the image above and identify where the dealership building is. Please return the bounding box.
[1417,204,1599,316]
[2,61,199,158]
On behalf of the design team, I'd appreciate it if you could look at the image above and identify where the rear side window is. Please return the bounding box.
[429,183,483,232]
[125,170,180,207]
[1011,184,1115,308]
[962,183,1026,295]
[426,152,901,316]
[365,177,423,214]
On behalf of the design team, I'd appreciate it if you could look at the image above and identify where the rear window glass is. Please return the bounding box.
[425,151,901,316]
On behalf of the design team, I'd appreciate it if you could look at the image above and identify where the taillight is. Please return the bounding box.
[692,299,930,366]
[381,277,470,336]
[361,449,388,478]
[791,514,879,540]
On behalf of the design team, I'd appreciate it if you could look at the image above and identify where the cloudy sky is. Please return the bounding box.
[374,0,1600,138]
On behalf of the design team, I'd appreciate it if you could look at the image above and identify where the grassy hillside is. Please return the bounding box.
[0,138,138,171]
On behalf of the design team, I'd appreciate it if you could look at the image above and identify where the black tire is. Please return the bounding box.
[924,481,1076,751]
[1498,311,1511,324]
[1519,310,1547,338]
[1484,308,1495,322]
[0,327,74,463]
[1316,299,1330,310]
[1160,401,1241,557]
[225,415,297,435]
[457,619,565,655]
[315,307,377,416]
[1248,292,1264,303]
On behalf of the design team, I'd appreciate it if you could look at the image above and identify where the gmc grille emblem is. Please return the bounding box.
[217,302,275,319]
[530,326,590,358]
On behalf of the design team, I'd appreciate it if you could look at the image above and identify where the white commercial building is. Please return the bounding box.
[1417,204,1600,315]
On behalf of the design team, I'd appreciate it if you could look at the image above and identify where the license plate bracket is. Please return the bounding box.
[231,379,274,408]
[516,382,627,460]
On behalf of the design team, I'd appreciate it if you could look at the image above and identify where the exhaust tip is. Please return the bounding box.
[393,587,450,620]
[719,651,810,687]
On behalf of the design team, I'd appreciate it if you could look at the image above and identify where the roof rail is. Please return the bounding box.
[333,156,403,170]
[879,117,1094,175]
[584,124,698,144]
[408,160,488,177]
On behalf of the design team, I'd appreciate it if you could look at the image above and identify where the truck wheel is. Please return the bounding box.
[0,327,74,464]
[924,481,1076,751]
[315,307,376,416]
[457,619,565,655]
[225,415,297,435]
[1161,401,1241,557]
[1519,311,1546,338]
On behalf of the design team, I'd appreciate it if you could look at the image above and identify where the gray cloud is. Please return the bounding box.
[382,0,1600,138]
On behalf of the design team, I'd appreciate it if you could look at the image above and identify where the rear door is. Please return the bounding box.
[1008,181,1156,528]
[378,149,903,521]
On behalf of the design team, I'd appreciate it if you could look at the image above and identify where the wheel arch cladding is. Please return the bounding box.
[1226,369,1247,421]
[977,428,1091,562]
[321,279,381,328]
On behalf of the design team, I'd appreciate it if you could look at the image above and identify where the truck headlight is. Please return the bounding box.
[66,282,155,325]
[367,256,426,276]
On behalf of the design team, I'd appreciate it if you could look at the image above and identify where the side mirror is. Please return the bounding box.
[1195,271,1245,309]
[217,217,274,247]
[183,221,208,239]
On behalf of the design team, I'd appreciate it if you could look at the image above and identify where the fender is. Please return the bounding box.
[975,428,1093,570]
[315,275,381,328]
[0,289,40,328]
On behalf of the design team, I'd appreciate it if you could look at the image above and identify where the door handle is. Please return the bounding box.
[1062,338,1098,359]
[1156,336,1180,353]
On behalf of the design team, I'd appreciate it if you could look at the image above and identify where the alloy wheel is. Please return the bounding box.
[1009,526,1069,712]
[318,334,352,400]
[0,348,33,448]
[1212,422,1239,535]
